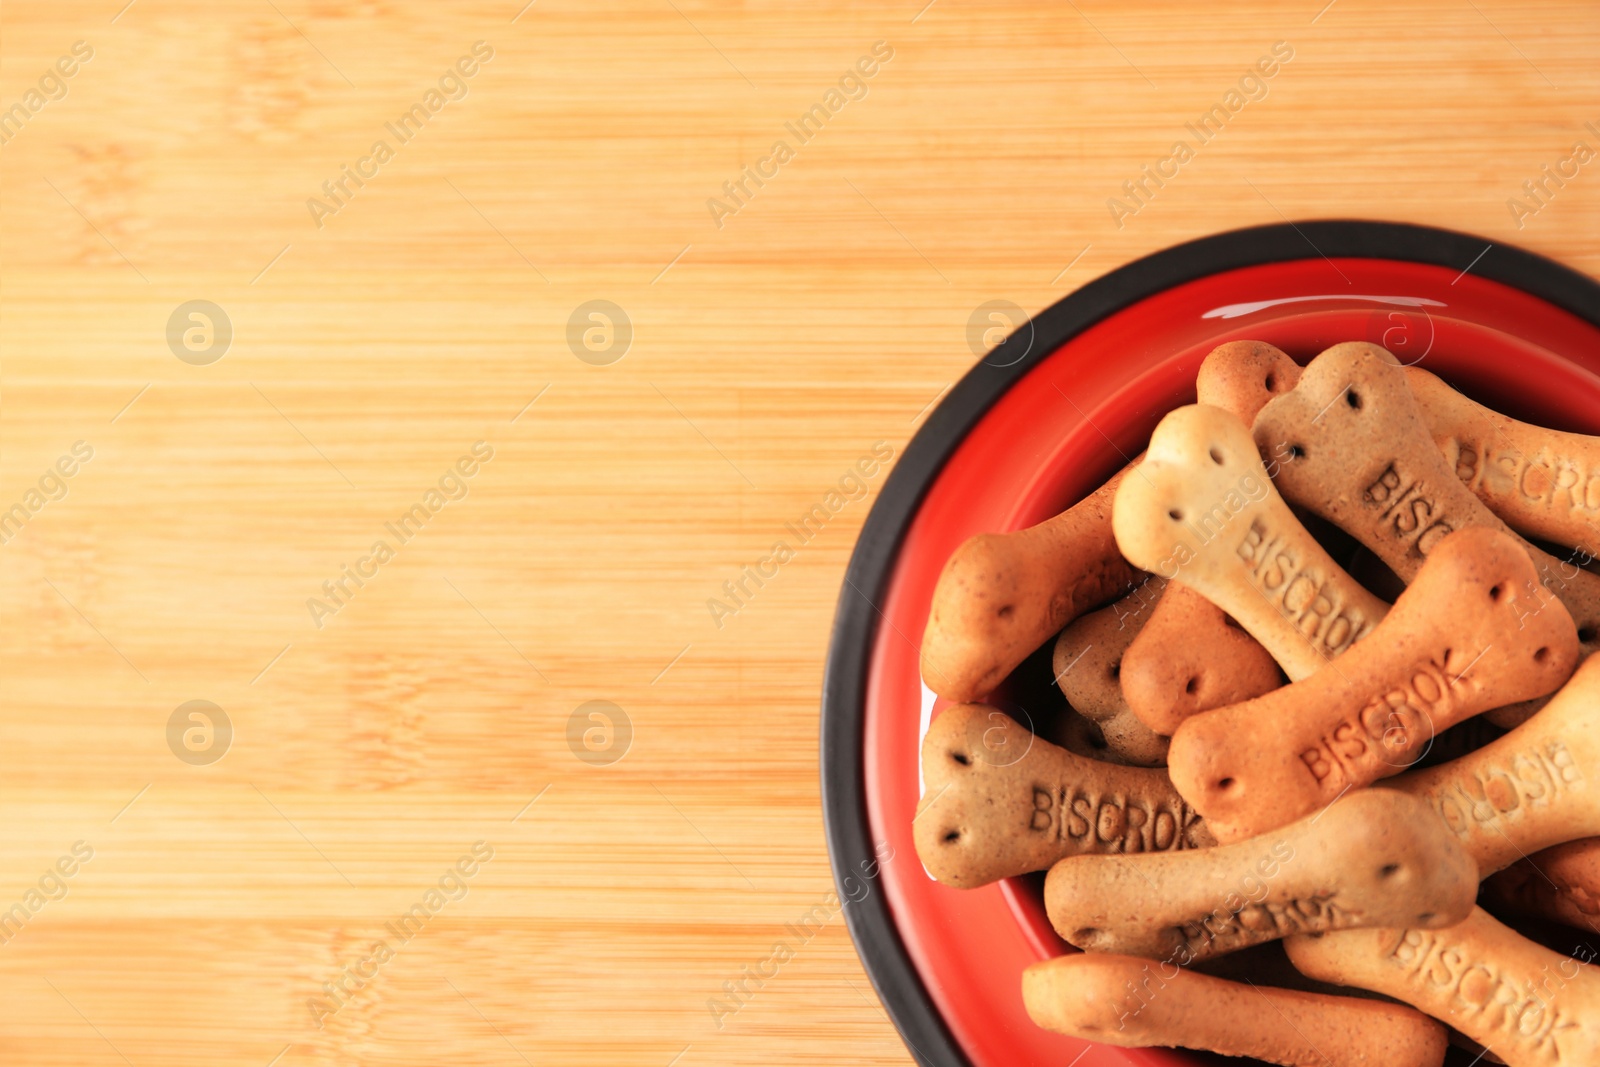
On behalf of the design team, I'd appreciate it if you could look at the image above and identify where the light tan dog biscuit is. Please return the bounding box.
[1253,342,1600,664]
[1113,403,1390,681]
[1053,580,1171,766]
[921,461,1143,702]
[1119,581,1285,736]
[1484,838,1600,933]
[1388,653,1600,878]
[1195,338,1305,423]
[1168,527,1579,841]
[1023,952,1448,1067]
[1408,363,1600,559]
[914,704,1212,889]
[1286,908,1600,1067]
[1108,339,1294,736]
[1044,789,1477,962]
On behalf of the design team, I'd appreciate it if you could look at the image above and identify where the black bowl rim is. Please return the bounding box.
[819,220,1600,1067]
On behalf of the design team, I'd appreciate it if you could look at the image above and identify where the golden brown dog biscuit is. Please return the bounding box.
[1388,653,1600,878]
[1053,580,1171,766]
[1044,789,1477,963]
[1252,342,1600,664]
[1119,581,1284,736]
[914,704,1212,888]
[1484,838,1600,933]
[1408,364,1600,559]
[921,460,1143,702]
[1023,952,1448,1067]
[1286,908,1600,1067]
[1195,339,1304,424]
[1167,527,1579,841]
[1113,403,1390,681]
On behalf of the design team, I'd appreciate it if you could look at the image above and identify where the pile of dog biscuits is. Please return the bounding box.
[913,340,1600,1067]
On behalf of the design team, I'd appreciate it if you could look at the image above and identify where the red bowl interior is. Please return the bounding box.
[863,256,1600,1066]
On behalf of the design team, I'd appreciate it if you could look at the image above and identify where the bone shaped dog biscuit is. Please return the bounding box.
[1054,706,1121,763]
[1195,338,1305,424]
[1053,580,1172,766]
[1110,340,1296,735]
[1253,342,1600,664]
[1387,652,1600,878]
[1053,577,1166,722]
[1410,363,1600,732]
[1286,908,1600,1067]
[1168,527,1579,842]
[914,704,1212,888]
[1113,403,1389,681]
[1023,953,1448,1067]
[1044,789,1477,963]
[1119,580,1285,736]
[1408,364,1600,559]
[921,460,1143,702]
[1484,838,1600,932]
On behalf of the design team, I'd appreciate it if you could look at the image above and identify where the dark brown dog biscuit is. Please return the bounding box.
[1053,580,1171,766]
[1044,789,1477,962]
[1483,838,1600,933]
[1487,695,1547,730]
[1252,342,1600,668]
[1408,363,1600,559]
[1053,578,1164,721]
[914,704,1212,889]
[1054,707,1119,763]
[1095,708,1171,769]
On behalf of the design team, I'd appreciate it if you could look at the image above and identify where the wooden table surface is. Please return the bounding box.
[1,1,1598,1064]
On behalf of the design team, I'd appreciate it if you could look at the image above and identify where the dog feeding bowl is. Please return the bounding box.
[822,221,1600,1067]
